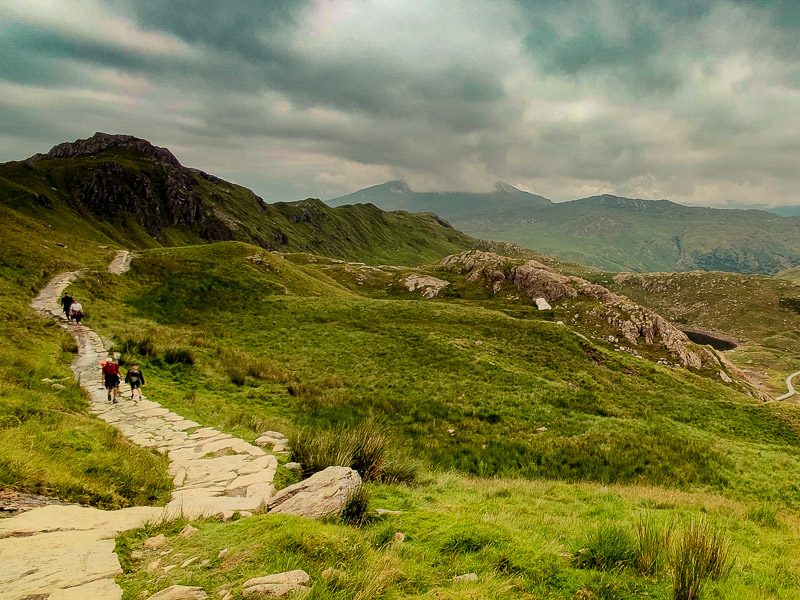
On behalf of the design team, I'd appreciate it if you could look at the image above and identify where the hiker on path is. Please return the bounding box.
[102,360,121,403]
[70,300,83,325]
[125,364,145,400]
[60,293,74,321]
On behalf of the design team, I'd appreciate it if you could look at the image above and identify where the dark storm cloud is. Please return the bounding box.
[1,0,799,206]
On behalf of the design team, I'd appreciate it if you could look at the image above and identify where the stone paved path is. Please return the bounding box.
[1,252,282,600]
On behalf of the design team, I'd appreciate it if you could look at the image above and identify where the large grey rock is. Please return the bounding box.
[244,569,310,587]
[268,466,361,519]
[147,585,208,599]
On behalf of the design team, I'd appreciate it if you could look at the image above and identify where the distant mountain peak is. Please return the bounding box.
[494,181,523,193]
[28,132,183,169]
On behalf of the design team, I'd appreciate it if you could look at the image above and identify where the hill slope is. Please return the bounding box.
[0,133,476,266]
[330,184,800,274]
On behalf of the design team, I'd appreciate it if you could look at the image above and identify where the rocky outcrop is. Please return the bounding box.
[34,132,183,168]
[268,466,361,519]
[403,274,451,298]
[441,250,710,369]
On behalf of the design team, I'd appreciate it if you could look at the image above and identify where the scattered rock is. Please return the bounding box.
[199,559,211,568]
[131,550,144,560]
[284,462,302,471]
[374,508,403,516]
[719,370,733,383]
[243,570,310,598]
[179,524,198,538]
[181,556,199,568]
[268,466,361,520]
[537,426,548,432]
[321,567,348,582]
[218,548,229,559]
[244,570,310,587]
[145,559,161,573]
[403,274,451,298]
[393,532,405,543]
[535,297,552,310]
[453,573,478,582]
[143,534,166,549]
[273,444,287,452]
[147,585,208,600]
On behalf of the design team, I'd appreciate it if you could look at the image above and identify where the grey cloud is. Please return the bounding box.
[1,0,800,206]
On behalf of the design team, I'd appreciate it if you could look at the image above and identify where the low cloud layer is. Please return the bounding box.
[2,0,799,206]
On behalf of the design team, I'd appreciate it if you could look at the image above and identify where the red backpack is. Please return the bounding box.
[102,362,119,377]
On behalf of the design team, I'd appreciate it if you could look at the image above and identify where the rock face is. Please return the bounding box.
[403,274,451,298]
[25,132,237,240]
[268,466,361,519]
[442,250,711,369]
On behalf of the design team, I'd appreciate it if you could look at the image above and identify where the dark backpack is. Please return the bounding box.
[103,362,119,377]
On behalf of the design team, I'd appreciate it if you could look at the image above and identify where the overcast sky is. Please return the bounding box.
[2,0,799,206]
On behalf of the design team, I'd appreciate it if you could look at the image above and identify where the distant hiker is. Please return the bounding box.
[61,293,74,321]
[70,301,83,325]
[125,364,145,400]
[102,360,120,403]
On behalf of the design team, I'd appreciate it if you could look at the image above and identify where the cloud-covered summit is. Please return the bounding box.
[1,0,798,206]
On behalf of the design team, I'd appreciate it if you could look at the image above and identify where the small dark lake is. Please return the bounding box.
[681,329,738,351]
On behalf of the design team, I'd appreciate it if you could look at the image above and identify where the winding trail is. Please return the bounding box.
[776,370,799,401]
[1,252,283,600]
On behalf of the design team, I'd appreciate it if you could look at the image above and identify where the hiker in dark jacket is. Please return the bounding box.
[124,364,146,400]
[102,360,120,403]
[61,293,74,321]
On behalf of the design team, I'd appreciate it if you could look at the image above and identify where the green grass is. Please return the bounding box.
[114,474,800,599]
[65,242,800,506]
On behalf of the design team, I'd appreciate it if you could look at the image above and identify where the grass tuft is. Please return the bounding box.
[340,483,372,527]
[671,517,733,600]
[290,417,415,483]
[745,504,778,528]
[635,516,673,578]
[574,524,635,571]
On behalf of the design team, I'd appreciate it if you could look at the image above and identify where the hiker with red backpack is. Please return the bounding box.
[102,360,121,403]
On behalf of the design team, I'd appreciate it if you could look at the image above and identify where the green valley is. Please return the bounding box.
[3,135,800,600]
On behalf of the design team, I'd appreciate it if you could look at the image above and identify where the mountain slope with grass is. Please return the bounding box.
[0,133,476,266]
[330,183,800,275]
[776,266,800,284]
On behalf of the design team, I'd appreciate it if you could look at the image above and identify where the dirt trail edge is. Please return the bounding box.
[1,251,282,600]
[776,370,800,401]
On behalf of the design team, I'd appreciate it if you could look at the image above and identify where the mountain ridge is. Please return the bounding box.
[0,133,477,267]
[330,181,800,274]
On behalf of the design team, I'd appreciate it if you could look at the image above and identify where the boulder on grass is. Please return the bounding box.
[268,466,361,520]
[147,585,207,600]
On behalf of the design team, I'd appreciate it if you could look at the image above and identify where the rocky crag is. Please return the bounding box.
[442,251,711,371]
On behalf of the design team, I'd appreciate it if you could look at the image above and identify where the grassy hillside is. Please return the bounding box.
[605,271,800,395]
[0,204,171,507]
[331,184,800,275]
[0,134,476,266]
[777,266,800,284]
[64,243,800,505]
